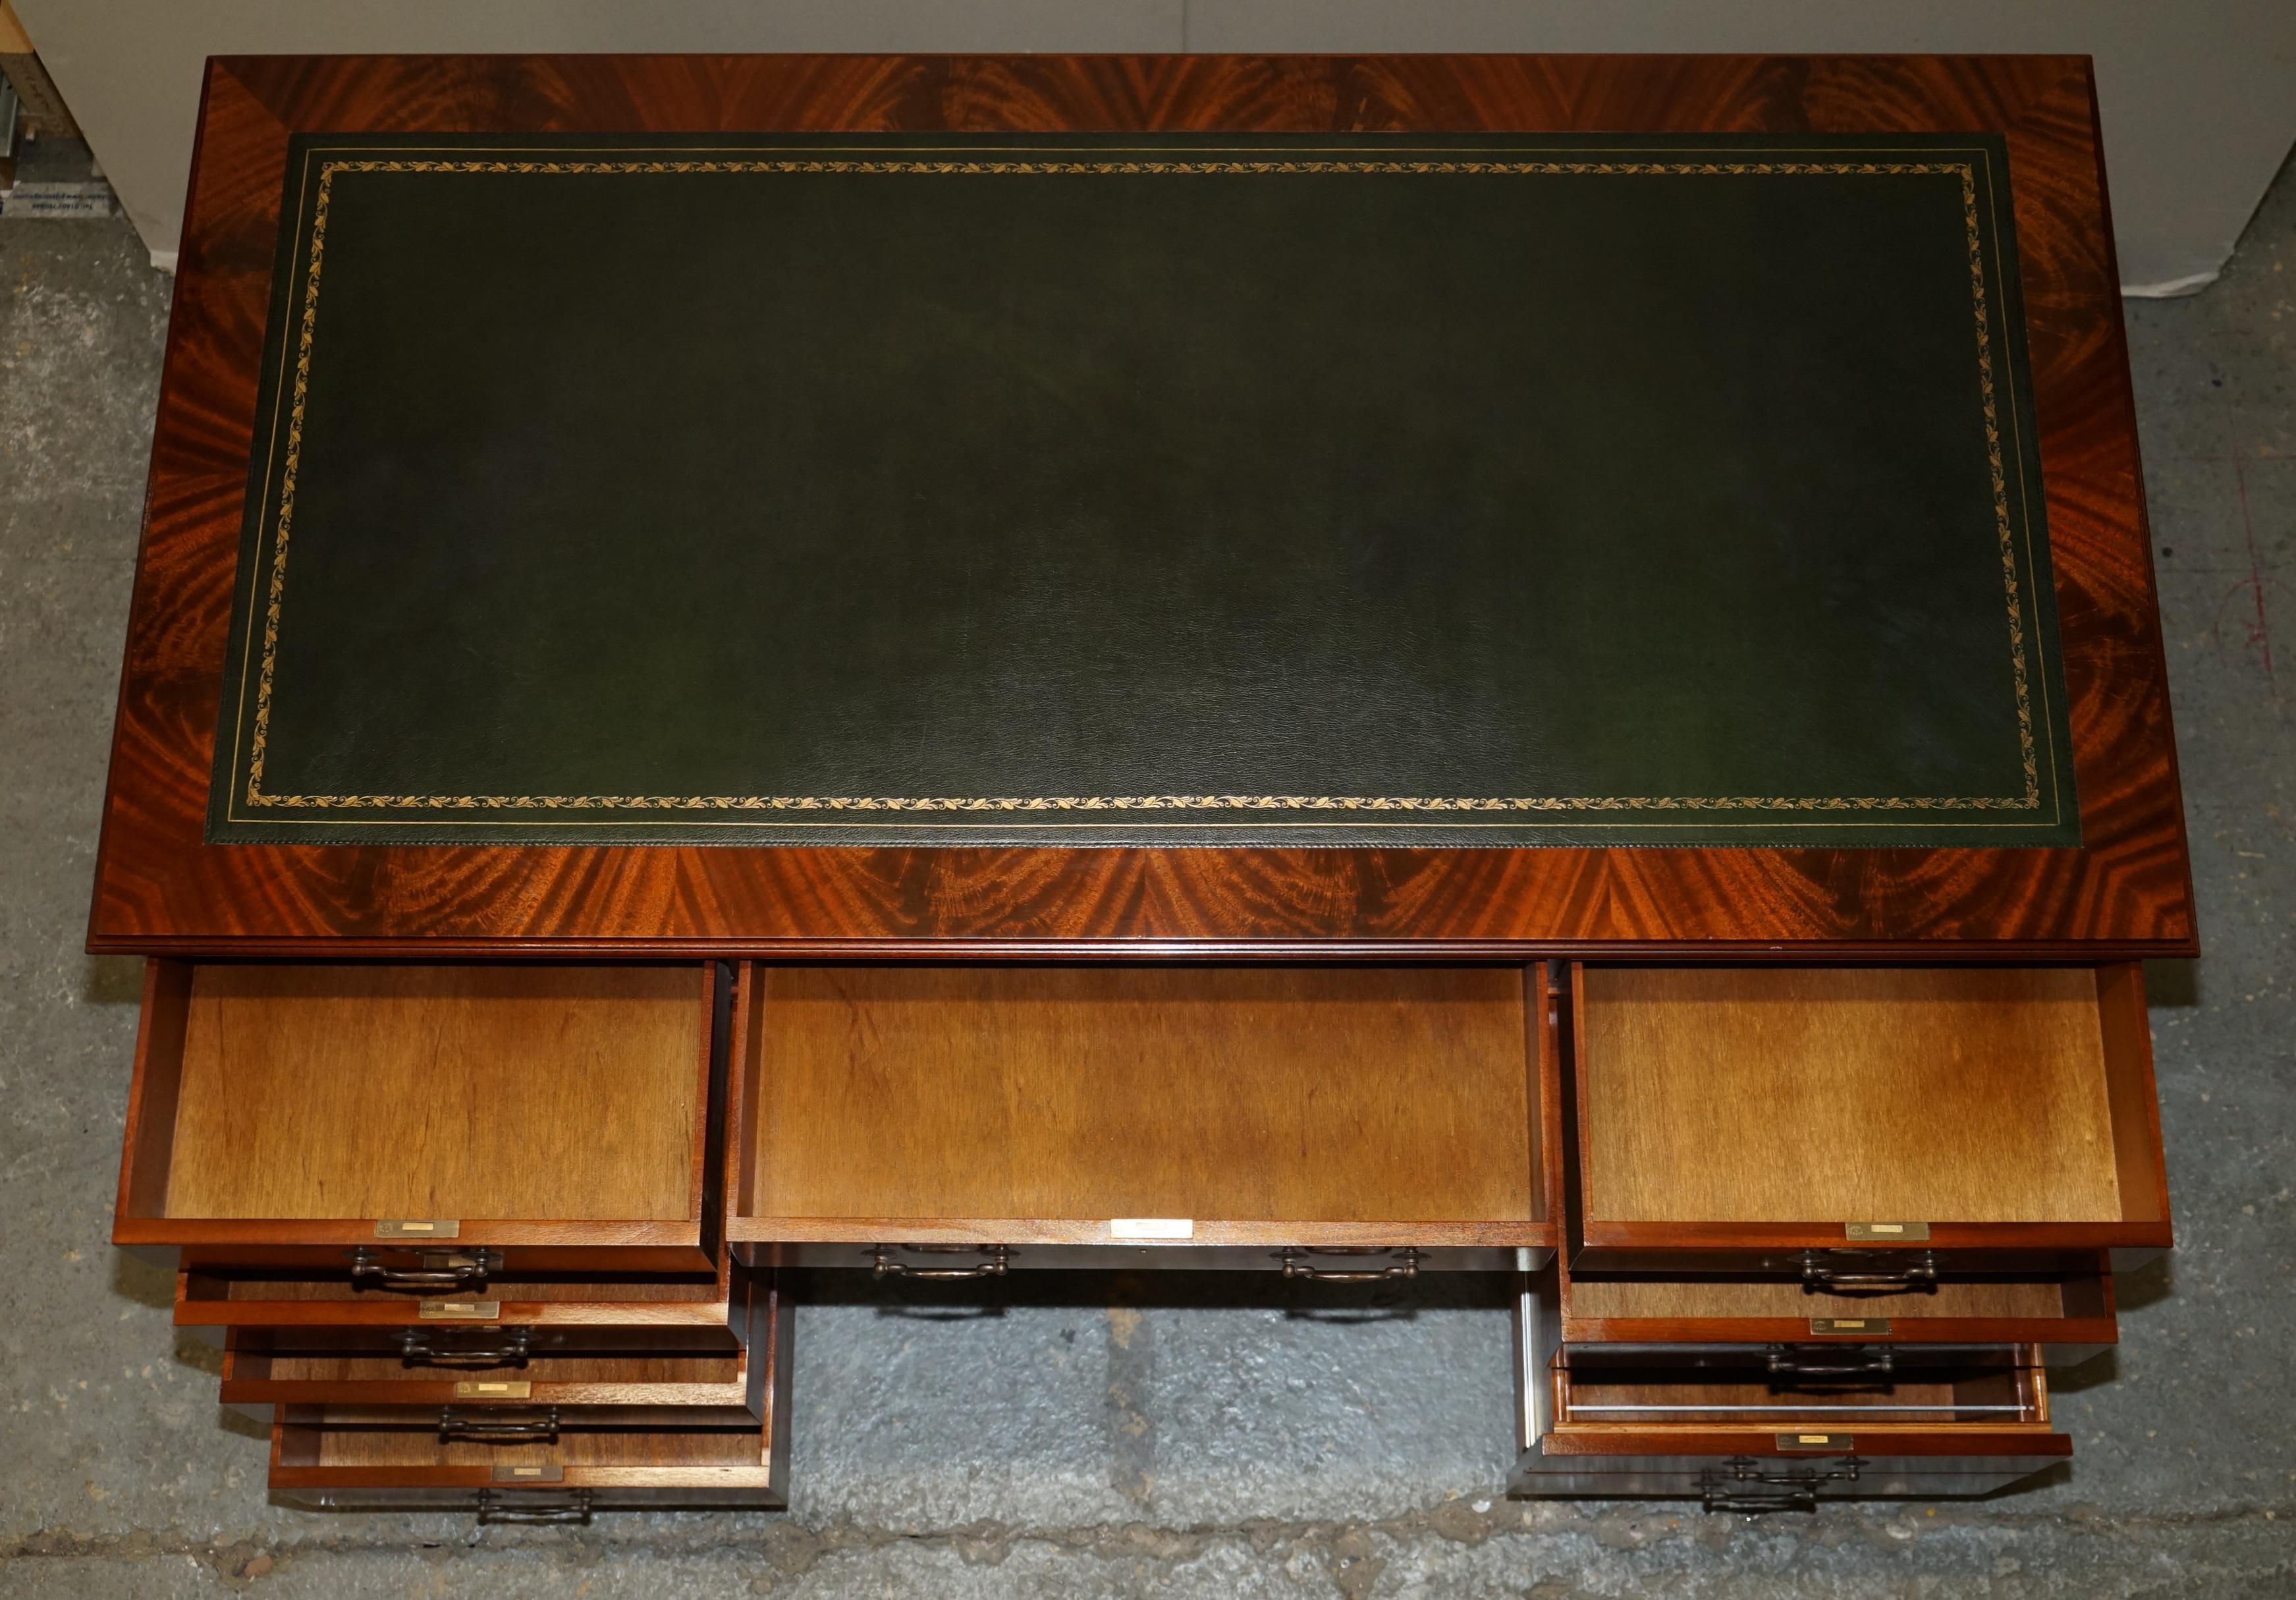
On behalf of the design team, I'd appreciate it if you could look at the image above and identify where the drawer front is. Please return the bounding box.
[221,1346,759,1421]
[273,1482,782,1515]
[1514,1440,2069,1504]
[138,1234,713,1277]
[177,1269,738,1350]
[207,1321,740,1358]
[1560,1263,2116,1364]
[767,1240,1525,1277]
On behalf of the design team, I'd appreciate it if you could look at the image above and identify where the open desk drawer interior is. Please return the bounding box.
[1567,965,2170,1269]
[267,1283,792,1513]
[176,1267,740,1354]
[1559,1255,2118,1366]
[1514,1279,2069,1504]
[729,964,1555,1271]
[116,962,724,1273]
[269,1413,787,1514]
[221,1346,762,1427]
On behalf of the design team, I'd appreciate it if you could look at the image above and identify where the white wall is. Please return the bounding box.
[13,0,2295,294]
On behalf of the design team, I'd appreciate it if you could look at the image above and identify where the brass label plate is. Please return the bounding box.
[492,1464,563,1483]
[1809,1317,1891,1336]
[418,1300,501,1320]
[1844,1221,1930,1242]
[1776,1432,1853,1452]
[456,1380,532,1399]
[374,1219,461,1240]
[1110,1218,1193,1240]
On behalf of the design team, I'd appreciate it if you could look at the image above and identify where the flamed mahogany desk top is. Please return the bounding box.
[88,53,2195,957]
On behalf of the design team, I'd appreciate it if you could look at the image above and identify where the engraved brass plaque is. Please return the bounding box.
[1844,1221,1930,1242]
[456,1380,533,1399]
[1776,1432,1854,1452]
[1809,1317,1891,1336]
[492,1464,564,1483]
[374,1219,461,1240]
[418,1300,501,1320]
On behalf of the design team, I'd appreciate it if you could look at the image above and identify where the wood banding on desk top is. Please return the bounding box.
[86,51,2194,955]
[157,965,705,1222]
[738,964,1541,1230]
[1575,966,2143,1225]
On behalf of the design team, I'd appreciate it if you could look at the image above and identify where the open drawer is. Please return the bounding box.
[222,1348,761,1427]
[1513,1277,2067,1504]
[217,1269,777,1422]
[115,962,726,1273]
[1557,1251,2118,1366]
[268,1292,791,1514]
[727,963,1556,1273]
[1565,964,2170,1271]
[176,1263,740,1354]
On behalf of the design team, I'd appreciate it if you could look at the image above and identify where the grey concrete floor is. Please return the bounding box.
[1,142,2291,1597]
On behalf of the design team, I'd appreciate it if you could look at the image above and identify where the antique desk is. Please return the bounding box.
[94,53,2193,1520]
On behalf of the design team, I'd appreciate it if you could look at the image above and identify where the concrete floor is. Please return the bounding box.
[1,140,2291,1597]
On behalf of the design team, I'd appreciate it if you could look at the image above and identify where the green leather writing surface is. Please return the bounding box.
[209,132,2077,846]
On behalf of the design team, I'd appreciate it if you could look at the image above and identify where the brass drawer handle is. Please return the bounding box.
[350,1248,501,1292]
[439,1406,559,1443]
[873,1244,1010,1279]
[399,1327,532,1369]
[475,1489,590,1525]
[1766,1345,1895,1381]
[1280,1247,1423,1282]
[1799,1250,1938,1296]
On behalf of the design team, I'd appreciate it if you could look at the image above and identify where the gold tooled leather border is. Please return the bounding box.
[225,146,2055,828]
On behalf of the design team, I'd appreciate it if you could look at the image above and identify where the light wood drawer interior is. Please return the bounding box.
[1573,964,2165,1228]
[1569,1275,2076,1321]
[733,964,1547,1244]
[227,1350,744,1387]
[120,962,713,1230]
[275,1417,766,1470]
[1553,1348,2048,1429]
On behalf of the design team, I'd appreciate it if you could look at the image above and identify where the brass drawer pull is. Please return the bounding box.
[475,1488,590,1525]
[1799,1250,1938,1296]
[439,1406,559,1443]
[1766,1345,1895,1381]
[398,1327,532,1368]
[1280,1247,1423,1282]
[873,1244,1010,1279]
[350,1248,502,1292]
